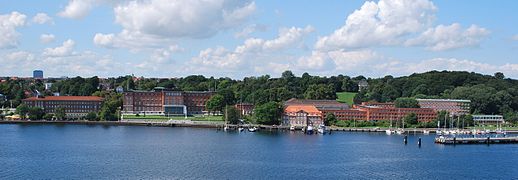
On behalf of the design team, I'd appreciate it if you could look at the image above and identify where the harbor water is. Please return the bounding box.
[0,124,517,179]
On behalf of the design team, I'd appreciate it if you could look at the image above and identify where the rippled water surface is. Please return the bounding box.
[1,124,517,179]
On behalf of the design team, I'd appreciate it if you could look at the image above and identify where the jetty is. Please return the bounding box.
[435,135,518,144]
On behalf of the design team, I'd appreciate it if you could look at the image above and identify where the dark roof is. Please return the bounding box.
[23,96,103,101]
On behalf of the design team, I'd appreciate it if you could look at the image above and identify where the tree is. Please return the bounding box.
[324,113,337,126]
[100,101,118,121]
[56,107,66,120]
[394,97,420,108]
[28,107,45,120]
[304,84,337,100]
[16,104,29,120]
[403,113,418,126]
[85,112,98,121]
[494,72,505,79]
[43,114,53,121]
[223,106,240,124]
[217,89,236,106]
[206,94,224,114]
[254,101,282,125]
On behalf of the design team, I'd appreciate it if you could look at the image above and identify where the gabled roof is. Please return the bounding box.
[23,96,103,101]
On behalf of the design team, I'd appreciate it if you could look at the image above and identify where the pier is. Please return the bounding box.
[435,136,518,144]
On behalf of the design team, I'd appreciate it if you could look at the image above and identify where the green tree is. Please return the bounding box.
[206,94,224,114]
[100,101,118,121]
[403,113,418,126]
[324,112,337,126]
[304,84,337,100]
[85,112,98,121]
[254,101,282,125]
[16,104,29,120]
[56,107,66,120]
[28,107,45,120]
[394,97,420,108]
[43,114,53,121]
[223,106,240,124]
[494,72,505,79]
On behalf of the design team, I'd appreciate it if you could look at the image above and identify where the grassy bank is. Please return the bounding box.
[336,92,357,106]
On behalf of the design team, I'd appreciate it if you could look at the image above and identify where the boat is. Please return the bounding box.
[248,127,257,132]
[223,126,229,131]
[396,129,405,135]
[423,130,430,135]
[385,129,394,135]
[289,126,295,131]
[238,127,244,132]
[317,125,325,134]
[306,125,314,134]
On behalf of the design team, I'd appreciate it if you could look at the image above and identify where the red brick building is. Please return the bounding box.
[22,96,103,118]
[123,90,214,115]
[235,103,254,116]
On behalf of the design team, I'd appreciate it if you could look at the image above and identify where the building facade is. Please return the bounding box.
[122,90,214,116]
[33,70,43,79]
[472,115,504,124]
[22,96,103,118]
[235,103,254,116]
[417,99,471,115]
[283,105,323,127]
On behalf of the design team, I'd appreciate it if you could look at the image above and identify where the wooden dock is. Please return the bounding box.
[435,136,518,144]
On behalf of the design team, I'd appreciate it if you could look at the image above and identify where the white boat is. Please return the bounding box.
[223,126,229,131]
[317,125,325,134]
[423,130,430,135]
[248,127,257,132]
[238,127,244,132]
[306,125,314,134]
[385,129,394,135]
[289,126,295,131]
[396,129,405,135]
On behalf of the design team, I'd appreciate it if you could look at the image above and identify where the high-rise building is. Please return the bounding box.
[33,70,43,79]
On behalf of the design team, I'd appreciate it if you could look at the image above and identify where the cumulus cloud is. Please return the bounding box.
[32,13,53,24]
[0,11,27,49]
[406,23,490,51]
[113,0,255,38]
[40,34,55,44]
[315,0,436,50]
[93,30,175,50]
[43,39,76,57]
[58,0,97,19]
[189,26,314,72]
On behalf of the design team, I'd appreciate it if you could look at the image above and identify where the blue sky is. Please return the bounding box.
[0,0,517,78]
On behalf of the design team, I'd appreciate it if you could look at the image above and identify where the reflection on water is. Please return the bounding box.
[0,124,517,179]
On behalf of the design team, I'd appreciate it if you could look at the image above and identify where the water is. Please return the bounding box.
[1,124,517,179]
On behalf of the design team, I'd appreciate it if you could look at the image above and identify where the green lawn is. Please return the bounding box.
[336,92,357,106]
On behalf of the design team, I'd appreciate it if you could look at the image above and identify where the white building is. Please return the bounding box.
[472,115,504,124]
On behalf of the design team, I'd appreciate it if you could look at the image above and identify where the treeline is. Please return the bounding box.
[2,70,518,123]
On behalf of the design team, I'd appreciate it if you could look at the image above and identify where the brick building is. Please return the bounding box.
[22,96,103,118]
[235,103,254,116]
[283,105,323,127]
[122,90,214,116]
[417,99,471,115]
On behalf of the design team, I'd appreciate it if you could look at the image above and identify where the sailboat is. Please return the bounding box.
[386,115,394,135]
[317,124,326,134]
[223,106,229,131]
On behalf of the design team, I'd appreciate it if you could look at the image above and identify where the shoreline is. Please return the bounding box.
[1,120,517,134]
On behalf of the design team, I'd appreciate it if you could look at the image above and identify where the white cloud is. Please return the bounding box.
[315,0,436,50]
[189,26,314,72]
[32,13,53,24]
[93,30,174,50]
[58,0,97,19]
[113,0,255,38]
[234,24,268,38]
[0,11,27,49]
[43,39,76,57]
[40,34,55,44]
[513,34,518,41]
[406,23,490,51]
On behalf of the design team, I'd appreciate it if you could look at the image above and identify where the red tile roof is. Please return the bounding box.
[285,105,321,114]
[23,96,103,101]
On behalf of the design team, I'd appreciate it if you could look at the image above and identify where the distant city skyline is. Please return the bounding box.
[1,0,518,78]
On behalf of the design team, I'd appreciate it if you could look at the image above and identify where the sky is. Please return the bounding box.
[0,0,517,79]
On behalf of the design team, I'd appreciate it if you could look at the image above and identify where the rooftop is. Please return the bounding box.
[23,96,103,101]
[285,105,321,114]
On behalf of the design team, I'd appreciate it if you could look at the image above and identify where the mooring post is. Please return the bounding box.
[404,135,408,145]
[487,137,490,145]
[418,137,422,147]
[453,137,456,145]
